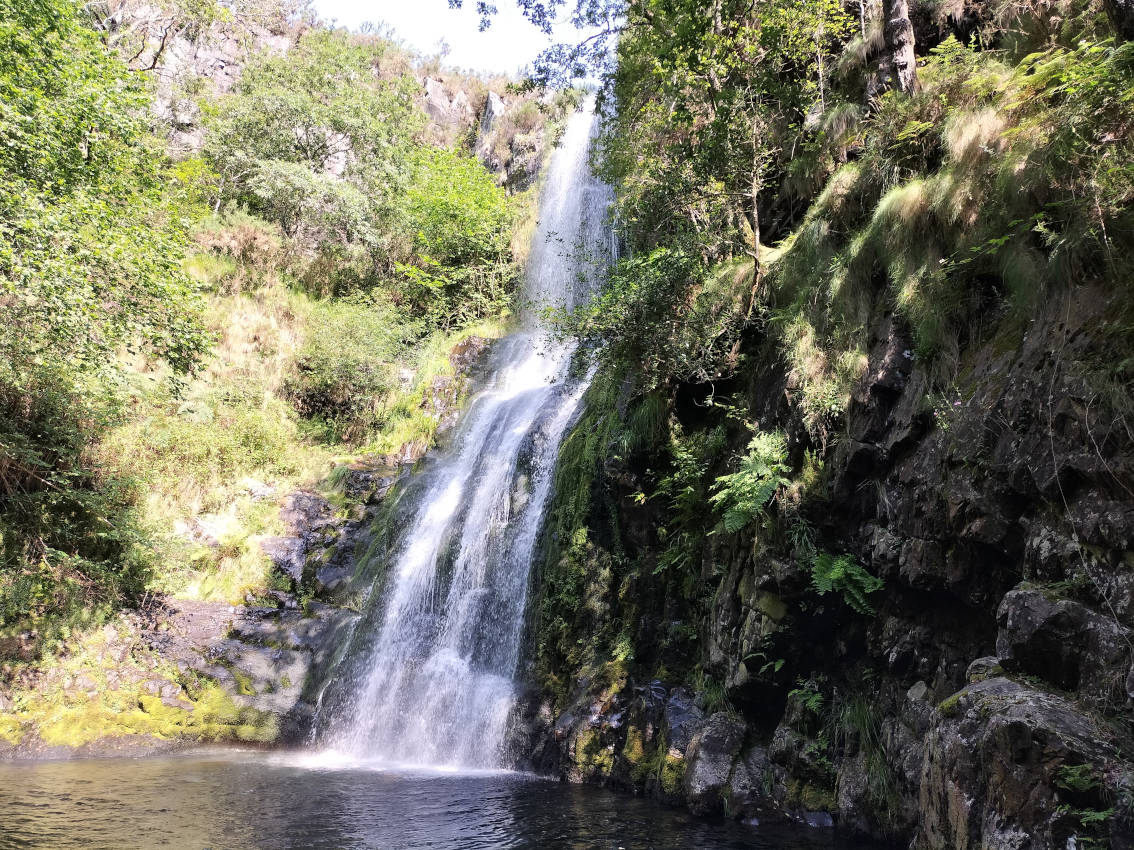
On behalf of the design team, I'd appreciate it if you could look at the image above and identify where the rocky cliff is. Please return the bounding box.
[512,2,1134,846]
[519,278,1134,847]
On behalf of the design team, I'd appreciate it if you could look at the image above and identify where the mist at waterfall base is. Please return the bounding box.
[309,102,613,769]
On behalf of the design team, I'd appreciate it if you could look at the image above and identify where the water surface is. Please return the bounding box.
[0,751,868,849]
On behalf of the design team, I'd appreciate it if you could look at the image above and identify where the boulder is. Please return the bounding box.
[280,491,335,532]
[476,91,508,171]
[260,536,305,584]
[917,677,1129,850]
[725,745,775,819]
[479,91,506,140]
[996,587,1131,710]
[422,77,474,127]
[684,712,746,815]
[966,656,1003,683]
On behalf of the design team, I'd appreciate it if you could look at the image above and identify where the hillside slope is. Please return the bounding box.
[522,2,1134,847]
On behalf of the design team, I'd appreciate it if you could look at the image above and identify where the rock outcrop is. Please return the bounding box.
[524,280,1134,848]
[917,677,1129,850]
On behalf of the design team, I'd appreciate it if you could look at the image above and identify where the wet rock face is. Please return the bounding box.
[524,284,1134,845]
[663,687,704,753]
[139,599,358,743]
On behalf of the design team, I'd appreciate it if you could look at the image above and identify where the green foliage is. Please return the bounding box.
[570,0,1134,459]
[709,431,790,534]
[285,295,421,443]
[1054,763,1115,846]
[837,690,903,829]
[204,28,423,290]
[810,552,883,616]
[595,0,856,260]
[204,29,523,323]
[0,0,209,374]
[691,669,732,715]
[0,0,533,656]
[399,147,518,326]
[788,678,826,717]
[558,247,704,386]
[653,422,725,573]
[1056,763,1103,795]
[0,0,211,649]
[0,366,150,652]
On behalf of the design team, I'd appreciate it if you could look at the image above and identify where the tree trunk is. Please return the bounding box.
[881,0,919,94]
[1104,0,1134,41]
[746,115,764,314]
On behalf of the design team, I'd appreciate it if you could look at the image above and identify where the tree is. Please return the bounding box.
[398,147,517,325]
[0,0,211,631]
[204,28,423,278]
[0,0,209,375]
[593,0,855,261]
[881,0,920,94]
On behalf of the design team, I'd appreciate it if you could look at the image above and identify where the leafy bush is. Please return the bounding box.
[398,147,518,327]
[0,367,150,651]
[204,28,423,286]
[709,431,791,533]
[0,0,209,649]
[511,100,542,133]
[285,296,421,443]
[810,552,884,616]
[0,0,209,375]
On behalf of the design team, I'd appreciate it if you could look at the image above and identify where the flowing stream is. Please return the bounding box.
[312,103,614,769]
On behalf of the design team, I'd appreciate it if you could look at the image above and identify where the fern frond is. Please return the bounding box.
[810,552,883,615]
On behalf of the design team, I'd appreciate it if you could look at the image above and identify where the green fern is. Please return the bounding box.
[811,552,884,616]
[709,431,790,533]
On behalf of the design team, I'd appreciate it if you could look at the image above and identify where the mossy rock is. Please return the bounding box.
[937,690,965,718]
[0,712,23,745]
[16,680,279,749]
[574,727,616,776]
[755,592,787,621]
[788,778,836,812]
[659,750,687,796]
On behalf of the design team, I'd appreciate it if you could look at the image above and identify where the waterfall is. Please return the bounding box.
[314,103,613,769]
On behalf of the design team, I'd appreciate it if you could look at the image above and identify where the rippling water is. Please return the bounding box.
[0,751,869,849]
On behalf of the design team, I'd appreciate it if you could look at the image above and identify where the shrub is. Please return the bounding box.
[511,100,543,133]
[398,147,518,327]
[0,367,150,653]
[558,248,752,388]
[284,296,420,443]
[203,28,423,277]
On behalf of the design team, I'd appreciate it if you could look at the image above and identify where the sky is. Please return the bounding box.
[312,0,573,76]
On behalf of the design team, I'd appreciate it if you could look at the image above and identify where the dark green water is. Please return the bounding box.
[0,751,872,849]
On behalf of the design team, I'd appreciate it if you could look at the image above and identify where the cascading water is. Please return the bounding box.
[314,103,614,769]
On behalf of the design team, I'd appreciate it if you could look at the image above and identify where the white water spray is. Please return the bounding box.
[316,104,613,769]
